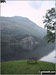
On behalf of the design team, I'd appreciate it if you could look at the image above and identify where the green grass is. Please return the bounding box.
[1,60,55,74]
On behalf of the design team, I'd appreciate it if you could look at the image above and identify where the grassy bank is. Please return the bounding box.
[1,60,55,74]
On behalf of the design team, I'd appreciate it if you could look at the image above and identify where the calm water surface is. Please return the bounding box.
[40,50,56,63]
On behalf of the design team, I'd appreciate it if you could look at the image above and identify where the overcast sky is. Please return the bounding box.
[1,1,55,28]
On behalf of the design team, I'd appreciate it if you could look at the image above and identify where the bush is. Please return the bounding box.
[27,57,38,64]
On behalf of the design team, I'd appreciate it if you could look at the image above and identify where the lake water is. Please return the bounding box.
[40,50,56,63]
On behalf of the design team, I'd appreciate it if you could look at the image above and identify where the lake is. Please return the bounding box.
[40,50,56,63]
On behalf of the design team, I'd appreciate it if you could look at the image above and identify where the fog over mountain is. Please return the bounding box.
[1,16,55,61]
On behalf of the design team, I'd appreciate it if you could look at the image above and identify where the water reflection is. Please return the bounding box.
[40,50,56,63]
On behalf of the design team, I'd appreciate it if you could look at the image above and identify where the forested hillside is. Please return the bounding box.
[1,16,55,61]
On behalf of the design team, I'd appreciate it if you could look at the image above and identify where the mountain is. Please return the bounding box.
[0,16,55,61]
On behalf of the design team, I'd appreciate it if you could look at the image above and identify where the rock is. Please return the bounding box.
[19,36,39,50]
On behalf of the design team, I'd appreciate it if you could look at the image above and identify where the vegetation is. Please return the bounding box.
[0,0,5,3]
[43,8,56,43]
[1,60,55,74]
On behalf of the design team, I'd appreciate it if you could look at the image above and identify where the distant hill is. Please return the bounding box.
[1,16,55,61]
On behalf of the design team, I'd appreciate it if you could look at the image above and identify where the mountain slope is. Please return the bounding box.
[1,16,55,61]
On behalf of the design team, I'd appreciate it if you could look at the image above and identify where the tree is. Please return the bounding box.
[43,8,56,43]
[0,0,6,3]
